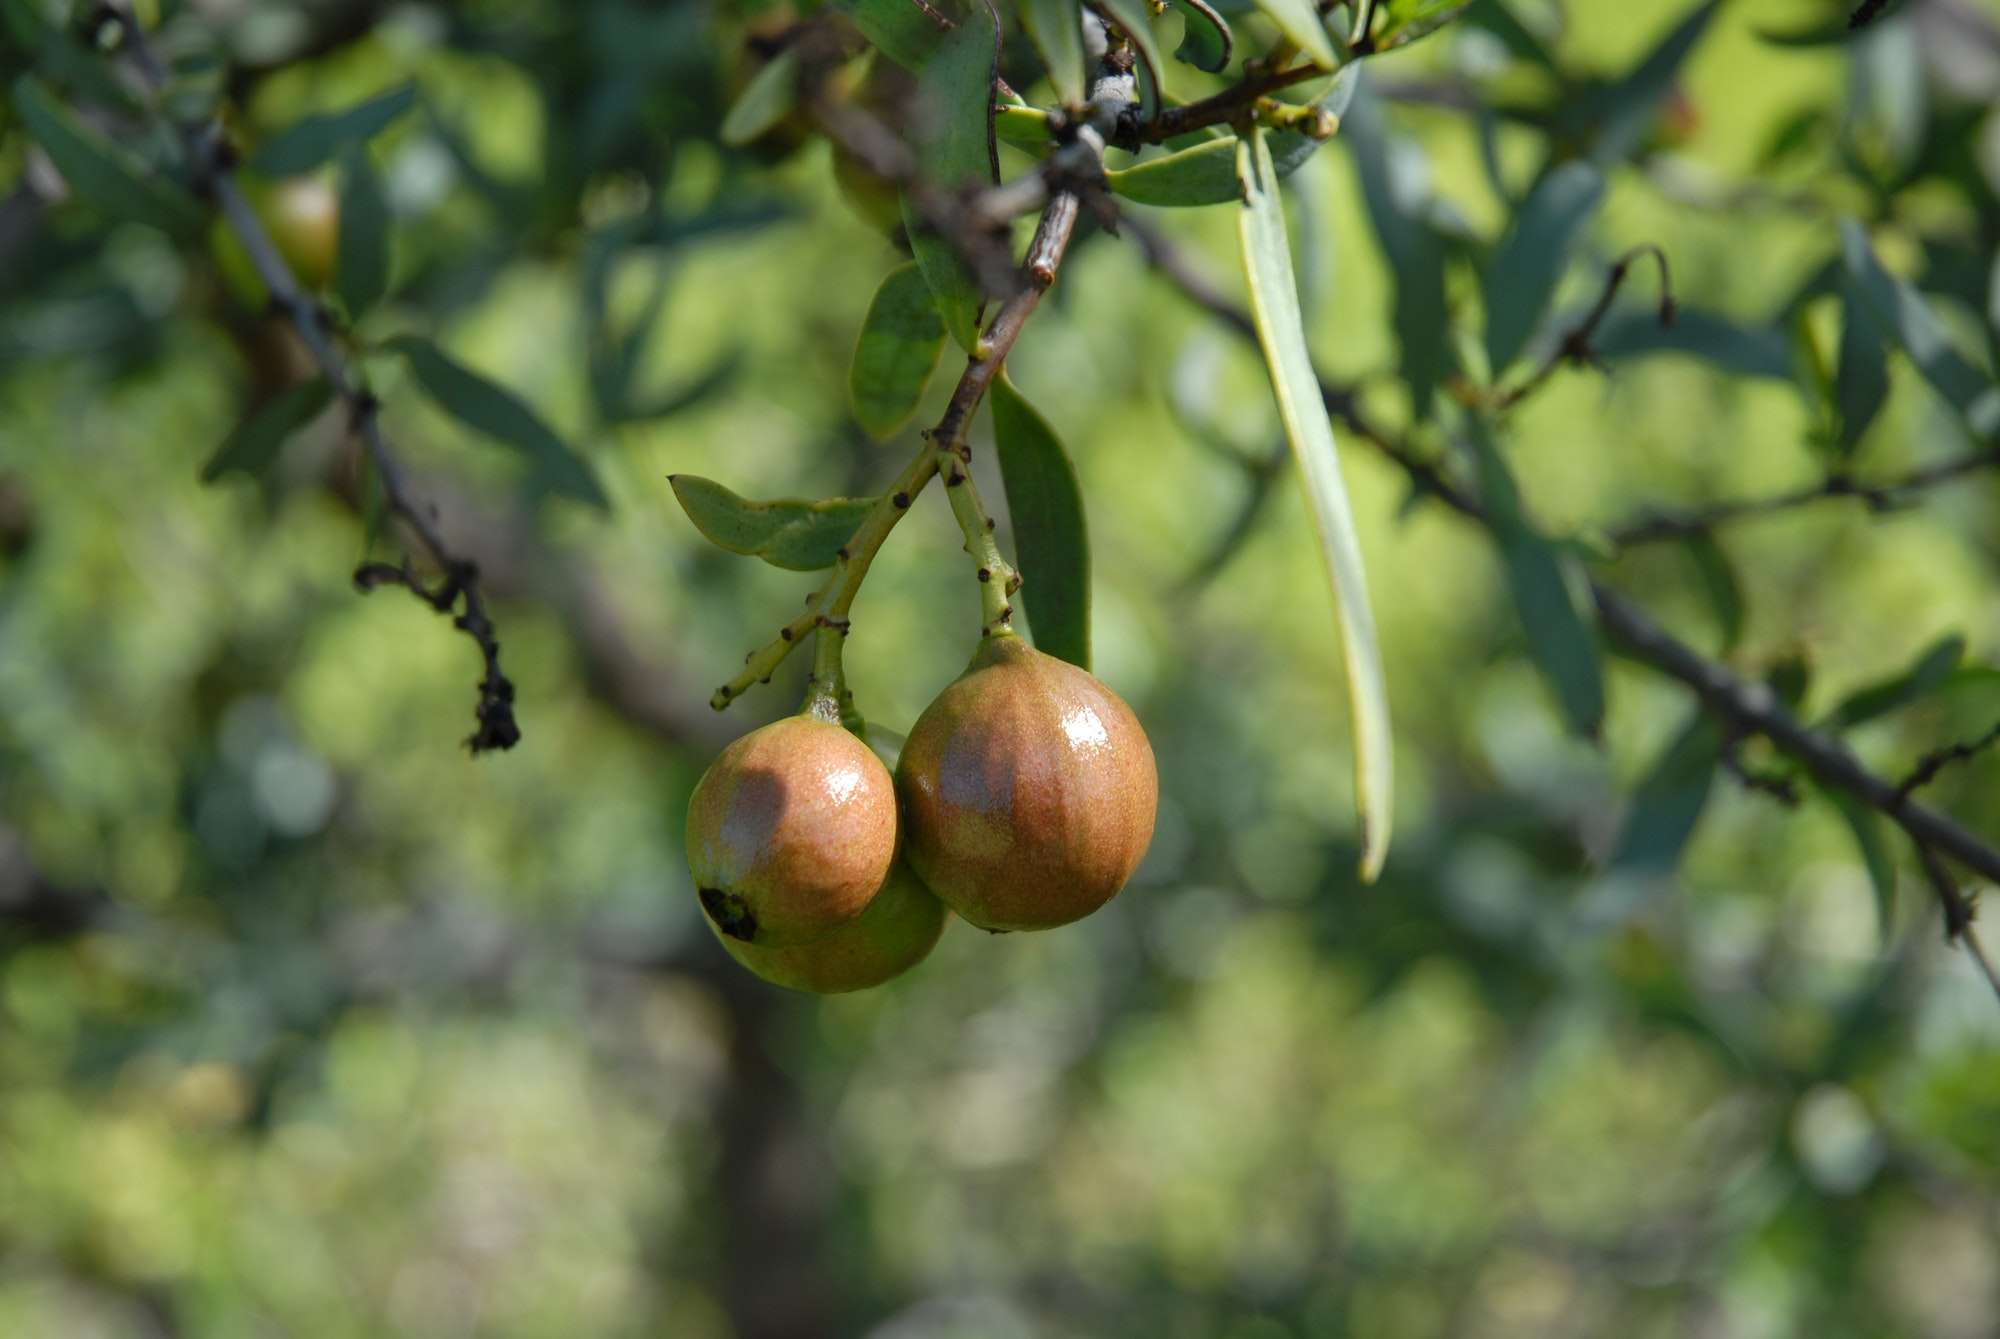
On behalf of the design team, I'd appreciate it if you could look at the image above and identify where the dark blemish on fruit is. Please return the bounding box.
[700,889,759,941]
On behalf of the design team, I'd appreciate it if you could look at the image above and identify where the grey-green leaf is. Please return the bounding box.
[719,47,800,148]
[251,83,418,176]
[1587,1,1721,166]
[669,475,877,571]
[383,335,607,509]
[1823,784,1897,938]
[1613,713,1722,874]
[1374,0,1475,52]
[1169,0,1233,72]
[1680,531,1744,653]
[1840,221,2000,437]
[335,145,391,320]
[1483,160,1605,375]
[1246,0,1337,69]
[991,374,1090,669]
[850,263,947,439]
[1467,417,1605,738]
[1021,0,1088,107]
[1820,633,1965,732]
[1834,274,1890,456]
[202,378,335,483]
[916,8,999,189]
[1236,125,1394,881]
[837,0,949,70]
[12,77,203,237]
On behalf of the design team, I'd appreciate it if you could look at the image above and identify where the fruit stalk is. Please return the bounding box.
[710,190,1082,709]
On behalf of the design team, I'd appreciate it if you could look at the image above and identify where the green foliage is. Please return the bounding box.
[991,373,1090,668]
[12,75,203,235]
[334,144,391,320]
[200,378,334,482]
[249,83,418,175]
[849,263,948,440]
[669,475,878,571]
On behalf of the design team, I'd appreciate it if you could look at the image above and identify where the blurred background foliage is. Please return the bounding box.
[5,0,2000,1335]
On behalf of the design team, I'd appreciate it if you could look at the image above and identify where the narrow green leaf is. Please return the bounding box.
[668,476,877,571]
[1246,0,1337,69]
[1591,307,1794,381]
[1093,0,1166,114]
[1467,417,1605,737]
[902,193,984,354]
[201,378,334,482]
[1613,713,1722,874]
[1106,138,1240,206]
[1820,633,1966,732]
[1840,221,2000,437]
[1680,532,1744,652]
[1464,0,1560,72]
[1020,0,1087,106]
[1236,126,1394,881]
[850,263,947,439]
[720,47,800,148]
[335,145,391,320]
[12,77,203,236]
[902,12,998,353]
[991,374,1091,669]
[995,104,1057,147]
[1169,0,1233,72]
[1834,275,1890,456]
[1375,0,1475,52]
[250,83,418,176]
[1483,160,1605,374]
[1346,92,1450,418]
[1587,1,1721,165]
[1823,784,1897,937]
[838,0,949,69]
[383,335,607,509]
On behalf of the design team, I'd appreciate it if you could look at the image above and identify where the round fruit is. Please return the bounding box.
[710,860,948,993]
[211,175,340,306]
[686,714,899,947]
[896,634,1158,932]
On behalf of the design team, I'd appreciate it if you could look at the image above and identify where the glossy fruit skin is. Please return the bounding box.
[687,714,899,947]
[711,860,948,993]
[897,635,1158,932]
[211,175,340,306]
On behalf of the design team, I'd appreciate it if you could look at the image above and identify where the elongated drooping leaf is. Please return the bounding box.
[1823,783,1897,937]
[1236,126,1394,881]
[1021,0,1087,106]
[1819,633,1965,731]
[1375,0,1475,51]
[850,263,947,439]
[669,475,877,571]
[720,48,800,147]
[1170,0,1233,72]
[1247,0,1337,69]
[1466,417,1605,738]
[1613,713,1722,873]
[837,0,948,69]
[1483,160,1605,374]
[251,84,418,176]
[1840,221,2000,437]
[1834,275,1890,456]
[336,145,391,320]
[13,77,203,236]
[384,335,607,509]
[201,378,334,482]
[1587,1,1721,165]
[1680,531,1744,652]
[904,13,999,353]
[991,374,1090,669]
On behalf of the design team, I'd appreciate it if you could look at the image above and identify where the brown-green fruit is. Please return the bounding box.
[710,860,948,993]
[686,714,898,947]
[896,634,1158,932]
[211,175,340,306]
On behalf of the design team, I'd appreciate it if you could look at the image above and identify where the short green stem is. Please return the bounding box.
[936,439,1020,637]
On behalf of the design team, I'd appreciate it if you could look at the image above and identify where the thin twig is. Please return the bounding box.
[1607,448,2000,547]
[1915,845,2000,1004]
[1896,720,2000,802]
[1497,245,1674,411]
[103,3,519,751]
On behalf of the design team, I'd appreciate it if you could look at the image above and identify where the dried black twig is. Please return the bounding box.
[102,3,519,752]
[1896,721,2000,803]
[1498,245,1674,411]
